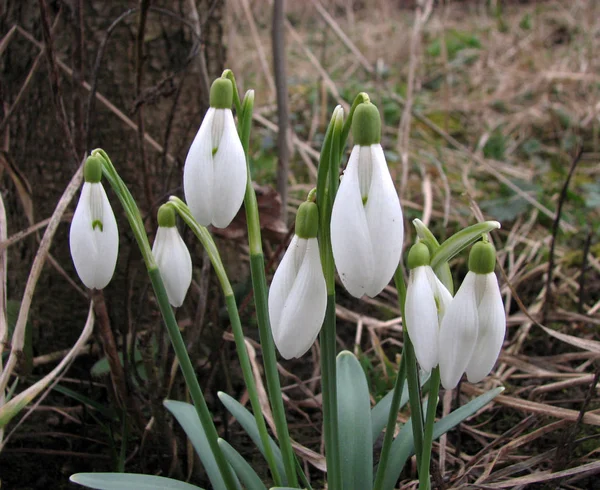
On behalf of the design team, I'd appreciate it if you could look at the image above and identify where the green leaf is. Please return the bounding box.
[70,473,204,490]
[429,221,501,271]
[371,371,429,445]
[337,351,373,490]
[163,400,234,490]
[381,387,504,490]
[411,220,454,293]
[51,384,118,421]
[218,392,287,486]
[218,439,267,490]
[380,417,414,490]
[432,387,504,439]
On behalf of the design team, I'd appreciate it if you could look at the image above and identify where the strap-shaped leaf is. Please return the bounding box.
[218,391,287,486]
[428,220,501,270]
[219,438,267,490]
[337,351,373,490]
[371,371,429,445]
[380,386,504,490]
[70,473,204,490]
[164,400,239,490]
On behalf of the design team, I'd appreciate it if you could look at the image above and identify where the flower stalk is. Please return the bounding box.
[92,149,238,490]
[224,71,299,487]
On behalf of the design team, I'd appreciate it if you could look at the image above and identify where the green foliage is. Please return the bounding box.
[70,473,204,490]
[426,29,481,60]
[483,129,506,160]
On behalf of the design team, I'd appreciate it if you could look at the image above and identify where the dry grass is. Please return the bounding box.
[0,0,599,488]
[227,0,600,487]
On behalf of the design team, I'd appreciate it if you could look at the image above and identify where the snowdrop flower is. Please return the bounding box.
[405,242,452,373]
[268,201,327,359]
[183,77,247,228]
[69,155,118,289]
[152,204,193,307]
[331,102,403,298]
[439,240,506,389]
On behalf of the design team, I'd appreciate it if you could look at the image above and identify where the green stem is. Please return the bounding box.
[419,367,440,490]
[393,268,424,470]
[149,268,238,490]
[249,254,298,487]
[94,149,237,490]
[372,353,406,490]
[320,296,342,490]
[225,295,283,486]
[170,197,282,485]
[229,70,299,487]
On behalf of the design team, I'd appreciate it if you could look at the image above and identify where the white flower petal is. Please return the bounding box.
[331,145,374,298]
[184,108,215,226]
[466,273,506,383]
[269,235,303,334]
[425,267,453,325]
[405,266,439,372]
[152,227,193,307]
[211,109,247,228]
[69,183,118,289]
[438,271,479,389]
[273,238,327,359]
[363,144,403,296]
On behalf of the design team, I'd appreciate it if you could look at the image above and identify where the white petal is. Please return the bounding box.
[331,146,374,298]
[152,227,193,307]
[211,109,248,228]
[273,238,326,359]
[438,272,479,389]
[466,273,506,383]
[405,266,439,372]
[183,108,215,226]
[69,183,118,289]
[269,235,303,337]
[363,144,403,297]
[424,266,453,325]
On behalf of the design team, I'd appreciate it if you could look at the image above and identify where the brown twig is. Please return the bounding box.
[135,0,155,215]
[542,146,583,325]
[272,0,290,222]
[70,0,85,156]
[36,0,78,166]
[0,16,60,134]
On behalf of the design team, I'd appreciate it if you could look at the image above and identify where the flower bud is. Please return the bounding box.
[152,204,192,307]
[183,77,247,228]
[268,201,326,359]
[405,243,452,373]
[69,156,119,289]
[331,101,403,298]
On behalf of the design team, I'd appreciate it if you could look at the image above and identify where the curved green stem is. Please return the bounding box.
[227,75,299,487]
[93,149,237,489]
[393,268,424,470]
[419,367,440,490]
[169,197,282,486]
[373,325,407,490]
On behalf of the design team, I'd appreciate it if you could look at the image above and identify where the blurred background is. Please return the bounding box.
[1,1,599,488]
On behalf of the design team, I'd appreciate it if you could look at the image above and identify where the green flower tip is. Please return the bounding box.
[469,240,496,274]
[407,242,431,269]
[295,201,319,239]
[83,155,103,183]
[352,102,381,146]
[157,203,176,228]
[210,78,233,109]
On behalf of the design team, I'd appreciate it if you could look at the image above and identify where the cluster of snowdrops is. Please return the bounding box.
[67,71,506,490]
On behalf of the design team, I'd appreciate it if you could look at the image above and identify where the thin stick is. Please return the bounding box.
[272,0,290,222]
[542,147,583,324]
[397,0,434,198]
[0,161,84,395]
[36,0,78,165]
